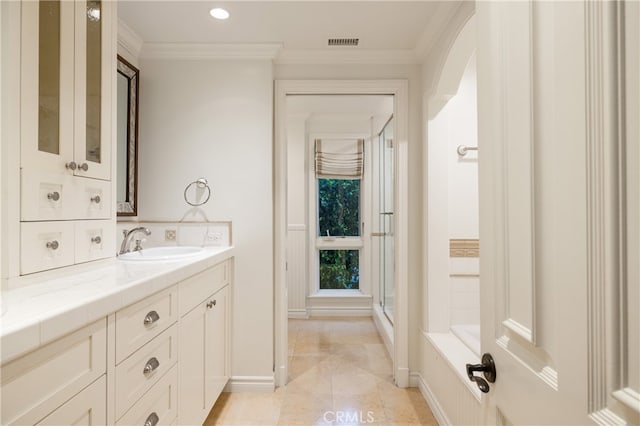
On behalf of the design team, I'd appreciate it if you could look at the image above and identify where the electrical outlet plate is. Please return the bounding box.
[206,231,222,242]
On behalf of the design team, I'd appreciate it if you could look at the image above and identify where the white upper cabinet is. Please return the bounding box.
[20,0,112,181]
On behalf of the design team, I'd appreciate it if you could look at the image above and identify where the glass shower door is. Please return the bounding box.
[379,118,394,323]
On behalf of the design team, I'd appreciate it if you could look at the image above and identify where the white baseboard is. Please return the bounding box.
[306,293,372,317]
[307,307,372,317]
[409,371,421,388]
[223,375,275,393]
[395,367,410,388]
[413,372,451,426]
[288,309,309,319]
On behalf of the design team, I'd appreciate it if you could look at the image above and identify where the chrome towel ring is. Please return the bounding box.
[184,178,211,206]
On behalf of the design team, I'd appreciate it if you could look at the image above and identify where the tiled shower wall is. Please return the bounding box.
[449,256,480,326]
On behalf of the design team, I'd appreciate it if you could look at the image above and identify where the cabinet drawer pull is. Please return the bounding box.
[47,191,60,201]
[46,240,59,250]
[144,412,159,426]
[143,357,160,377]
[78,162,89,172]
[91,236,102,244]
[90,195,101,203]
[143,310,160,326]
[65,161,77,170]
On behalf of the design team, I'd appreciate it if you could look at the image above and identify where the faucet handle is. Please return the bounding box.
[123,229,129,237]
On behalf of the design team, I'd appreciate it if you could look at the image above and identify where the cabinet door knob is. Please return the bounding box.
[47,191,60,201]
[78,162,89,172]
[65,161,77,170]
[46,240,59,250]
[144,412,159,426]
[143,357,160,377]
[143,310,160,326]
[90,195,101,203]
[91,236,102,244]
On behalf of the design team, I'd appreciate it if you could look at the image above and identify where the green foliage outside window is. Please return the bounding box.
[317,178,360,289]
[318,179,360,236]
[319,250,360,290]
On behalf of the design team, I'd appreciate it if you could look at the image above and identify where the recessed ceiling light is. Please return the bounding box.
[209,8,230,20]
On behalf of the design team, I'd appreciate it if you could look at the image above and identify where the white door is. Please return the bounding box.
[477,1,639,425]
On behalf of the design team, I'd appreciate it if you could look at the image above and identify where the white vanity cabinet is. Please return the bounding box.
[178,261,231,426]
[20,0,113,180]
[0,319,107,426]
[17,0,115,275]
[113,286,178,424]
[0,254,234,426]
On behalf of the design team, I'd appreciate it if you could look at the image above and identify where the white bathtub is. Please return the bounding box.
[450,324,480,356]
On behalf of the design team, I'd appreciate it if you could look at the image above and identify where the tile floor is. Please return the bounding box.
[205,317,437,425]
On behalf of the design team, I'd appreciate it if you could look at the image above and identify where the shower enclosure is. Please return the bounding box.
[378,117,394,322]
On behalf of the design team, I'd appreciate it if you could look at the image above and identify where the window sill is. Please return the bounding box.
[316,238,363,249]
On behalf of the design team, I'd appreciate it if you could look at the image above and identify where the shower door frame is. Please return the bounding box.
[274,79,410,388]
[378,117,395,323]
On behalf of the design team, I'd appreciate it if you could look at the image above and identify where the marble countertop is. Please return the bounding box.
[0,246,234,365]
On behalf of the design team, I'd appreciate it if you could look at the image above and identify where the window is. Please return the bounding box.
[319,250,359,289]
[317,178,360,237]
[317,178,361,290]
[312,136,365,292]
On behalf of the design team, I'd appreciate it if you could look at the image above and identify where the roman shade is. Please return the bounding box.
[314,138,364,179]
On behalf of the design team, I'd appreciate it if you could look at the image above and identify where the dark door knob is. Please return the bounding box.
[466,353,496,393]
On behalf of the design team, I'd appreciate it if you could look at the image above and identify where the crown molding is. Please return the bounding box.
[117,19,144,60]
[140,43,282,60]
[275,48,420,65]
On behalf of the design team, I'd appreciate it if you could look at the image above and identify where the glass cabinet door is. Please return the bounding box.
[74,0,111,180]
[21,0,111,180]
[85,0,102,165]
[21,0,75,172]
[38,0,61,156]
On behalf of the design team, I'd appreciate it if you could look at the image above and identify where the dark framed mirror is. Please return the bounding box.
[116,55,139,216]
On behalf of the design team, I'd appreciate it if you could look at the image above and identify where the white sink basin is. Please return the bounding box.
[118,246,204,261]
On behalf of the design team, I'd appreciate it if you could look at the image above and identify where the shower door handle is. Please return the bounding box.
[466,353,496,393]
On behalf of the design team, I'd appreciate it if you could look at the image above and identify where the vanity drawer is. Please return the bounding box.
[37,376,106,426]
[75,220,114,264]
[21,169,76,221]
[21,221,75,274]
[115,286,177,364]
[76,178,111,219]
[0,319,107,426]
[20,170,111,221]
[178,260,229,316]
[115,324,178,419]
[116,365,178,426]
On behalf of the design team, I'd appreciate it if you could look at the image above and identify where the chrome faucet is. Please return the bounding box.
[119,227,151,255]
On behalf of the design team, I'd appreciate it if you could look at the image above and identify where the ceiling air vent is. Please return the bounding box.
[328,38,359,47]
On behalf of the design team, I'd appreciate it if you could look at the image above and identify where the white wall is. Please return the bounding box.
[286,115,307,225]
[286,115,307,315]
[276,63,423,372]
[138,58,274,380]
[446,54,478,239]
